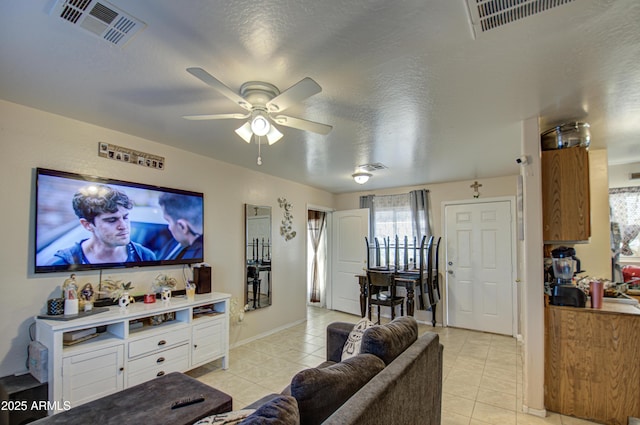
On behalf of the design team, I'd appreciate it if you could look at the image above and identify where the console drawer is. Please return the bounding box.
[128,343,189,373]
[128,327,189,358]
[127,344,189,386]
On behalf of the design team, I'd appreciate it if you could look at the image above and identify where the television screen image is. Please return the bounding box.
[35,168,204,273]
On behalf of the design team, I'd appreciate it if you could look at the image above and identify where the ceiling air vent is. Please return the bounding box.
[466,0,575,39]
[358,163,387,172]
[631,172,640,180]
[51,0,146,47]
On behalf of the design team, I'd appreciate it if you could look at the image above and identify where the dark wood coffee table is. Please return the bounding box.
[32,372,232,425]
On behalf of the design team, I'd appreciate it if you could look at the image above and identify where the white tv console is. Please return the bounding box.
[35,292,230,413]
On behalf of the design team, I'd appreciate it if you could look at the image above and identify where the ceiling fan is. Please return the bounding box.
[183,67,332,147]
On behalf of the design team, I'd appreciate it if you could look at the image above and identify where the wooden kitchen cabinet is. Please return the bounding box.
[541,146,591,242]
[545,303,640,424]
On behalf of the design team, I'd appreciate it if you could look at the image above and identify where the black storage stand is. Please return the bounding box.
[194,266,211,294]
[0,373,48,425]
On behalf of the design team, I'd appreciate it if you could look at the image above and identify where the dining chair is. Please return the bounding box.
[417,236,434,310]
[366,269,404,324]
[429,236,442,326]
[247,265,261,308]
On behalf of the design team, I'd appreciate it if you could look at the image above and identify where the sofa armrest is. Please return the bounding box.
[326,322,355,362]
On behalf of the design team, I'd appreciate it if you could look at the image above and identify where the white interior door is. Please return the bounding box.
[445,200,514,335]
[330,208,369,315]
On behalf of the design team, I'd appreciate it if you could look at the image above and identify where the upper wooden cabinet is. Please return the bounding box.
[541,147,591,242]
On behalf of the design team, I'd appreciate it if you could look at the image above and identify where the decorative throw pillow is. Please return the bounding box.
[194,409,256,425]
[341,317,374,361]
[290,353,385,425]
[238,395,300,424]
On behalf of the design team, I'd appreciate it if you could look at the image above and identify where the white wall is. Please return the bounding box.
[0,100,335,376]
[573,150,611,279]
[609,161,640,188]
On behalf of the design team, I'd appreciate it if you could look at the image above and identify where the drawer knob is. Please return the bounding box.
[194,344,198,349]
[158,340,167,346]
[119,367,124,372]
[157,357,165,364]
[157,371,165,377]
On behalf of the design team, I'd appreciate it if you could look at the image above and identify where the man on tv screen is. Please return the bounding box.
[49,184,156,265]
[158,193,203,260]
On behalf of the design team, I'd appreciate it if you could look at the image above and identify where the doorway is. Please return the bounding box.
[443,198,516,336]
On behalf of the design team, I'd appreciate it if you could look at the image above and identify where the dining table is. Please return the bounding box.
[355,271,421,317]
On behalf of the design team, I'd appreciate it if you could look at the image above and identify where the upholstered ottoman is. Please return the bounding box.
[32,372,232,425]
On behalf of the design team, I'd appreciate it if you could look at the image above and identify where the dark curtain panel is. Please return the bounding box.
[409,189,433,243]
[308,210,326,303]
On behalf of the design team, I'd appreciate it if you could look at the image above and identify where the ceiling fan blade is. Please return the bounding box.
[186,67,252,111]
[183,113,250,121]
[273,115,333,135]
[266,77,322,113]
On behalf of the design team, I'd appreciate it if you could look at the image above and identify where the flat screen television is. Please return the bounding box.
[35,168,204,273]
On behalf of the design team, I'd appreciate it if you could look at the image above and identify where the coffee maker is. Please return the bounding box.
[549,246,586,307]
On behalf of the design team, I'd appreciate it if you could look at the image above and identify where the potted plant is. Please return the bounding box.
[152,274,177,302]
[99,278,134,307]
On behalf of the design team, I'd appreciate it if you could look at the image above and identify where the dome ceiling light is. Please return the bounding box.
[352,172,372,184]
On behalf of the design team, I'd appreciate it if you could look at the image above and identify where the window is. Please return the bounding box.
[360,191,432,269]
[610,186,640,259]
[373,193,413,241]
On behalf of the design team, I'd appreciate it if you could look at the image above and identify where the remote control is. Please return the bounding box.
[171,395,205,409]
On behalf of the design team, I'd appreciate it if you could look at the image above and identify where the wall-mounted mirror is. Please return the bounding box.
[245,204,272,311]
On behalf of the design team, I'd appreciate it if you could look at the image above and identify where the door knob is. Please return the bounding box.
[448,270,454,275]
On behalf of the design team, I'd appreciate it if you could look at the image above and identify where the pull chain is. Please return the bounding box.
[257,135,263,165]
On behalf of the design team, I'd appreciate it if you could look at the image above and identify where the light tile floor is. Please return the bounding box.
[187,307,599,425]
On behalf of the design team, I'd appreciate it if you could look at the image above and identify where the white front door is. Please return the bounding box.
[445,200,514,335]
[330,208,369,315]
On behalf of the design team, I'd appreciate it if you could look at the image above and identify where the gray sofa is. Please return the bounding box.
[245,316,443,425]
[322,317,443,425]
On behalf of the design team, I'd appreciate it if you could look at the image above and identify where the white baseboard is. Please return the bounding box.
[521,405,547,418]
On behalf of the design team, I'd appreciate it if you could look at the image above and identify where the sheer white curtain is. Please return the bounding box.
[360,190,432,242]
[610,187,640,257]
[360,190,433,269]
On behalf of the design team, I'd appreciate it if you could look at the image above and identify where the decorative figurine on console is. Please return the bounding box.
[62,274,78,299]
[80,283,95,311]
[62,274,79,315]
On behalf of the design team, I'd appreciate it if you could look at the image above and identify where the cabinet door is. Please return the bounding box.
[62,344,124,406]
[542,147,590,241]
[192,318,225,367]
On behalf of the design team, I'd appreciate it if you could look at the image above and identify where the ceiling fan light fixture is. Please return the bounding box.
[250,113,270,136]
[235,122,253,143]
[352,172,372,184]
[266,125,283,145]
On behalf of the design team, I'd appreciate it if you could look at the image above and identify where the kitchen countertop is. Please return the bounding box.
[549,299,640,315]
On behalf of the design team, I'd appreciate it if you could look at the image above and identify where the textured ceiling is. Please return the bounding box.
[1,0,639,193]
